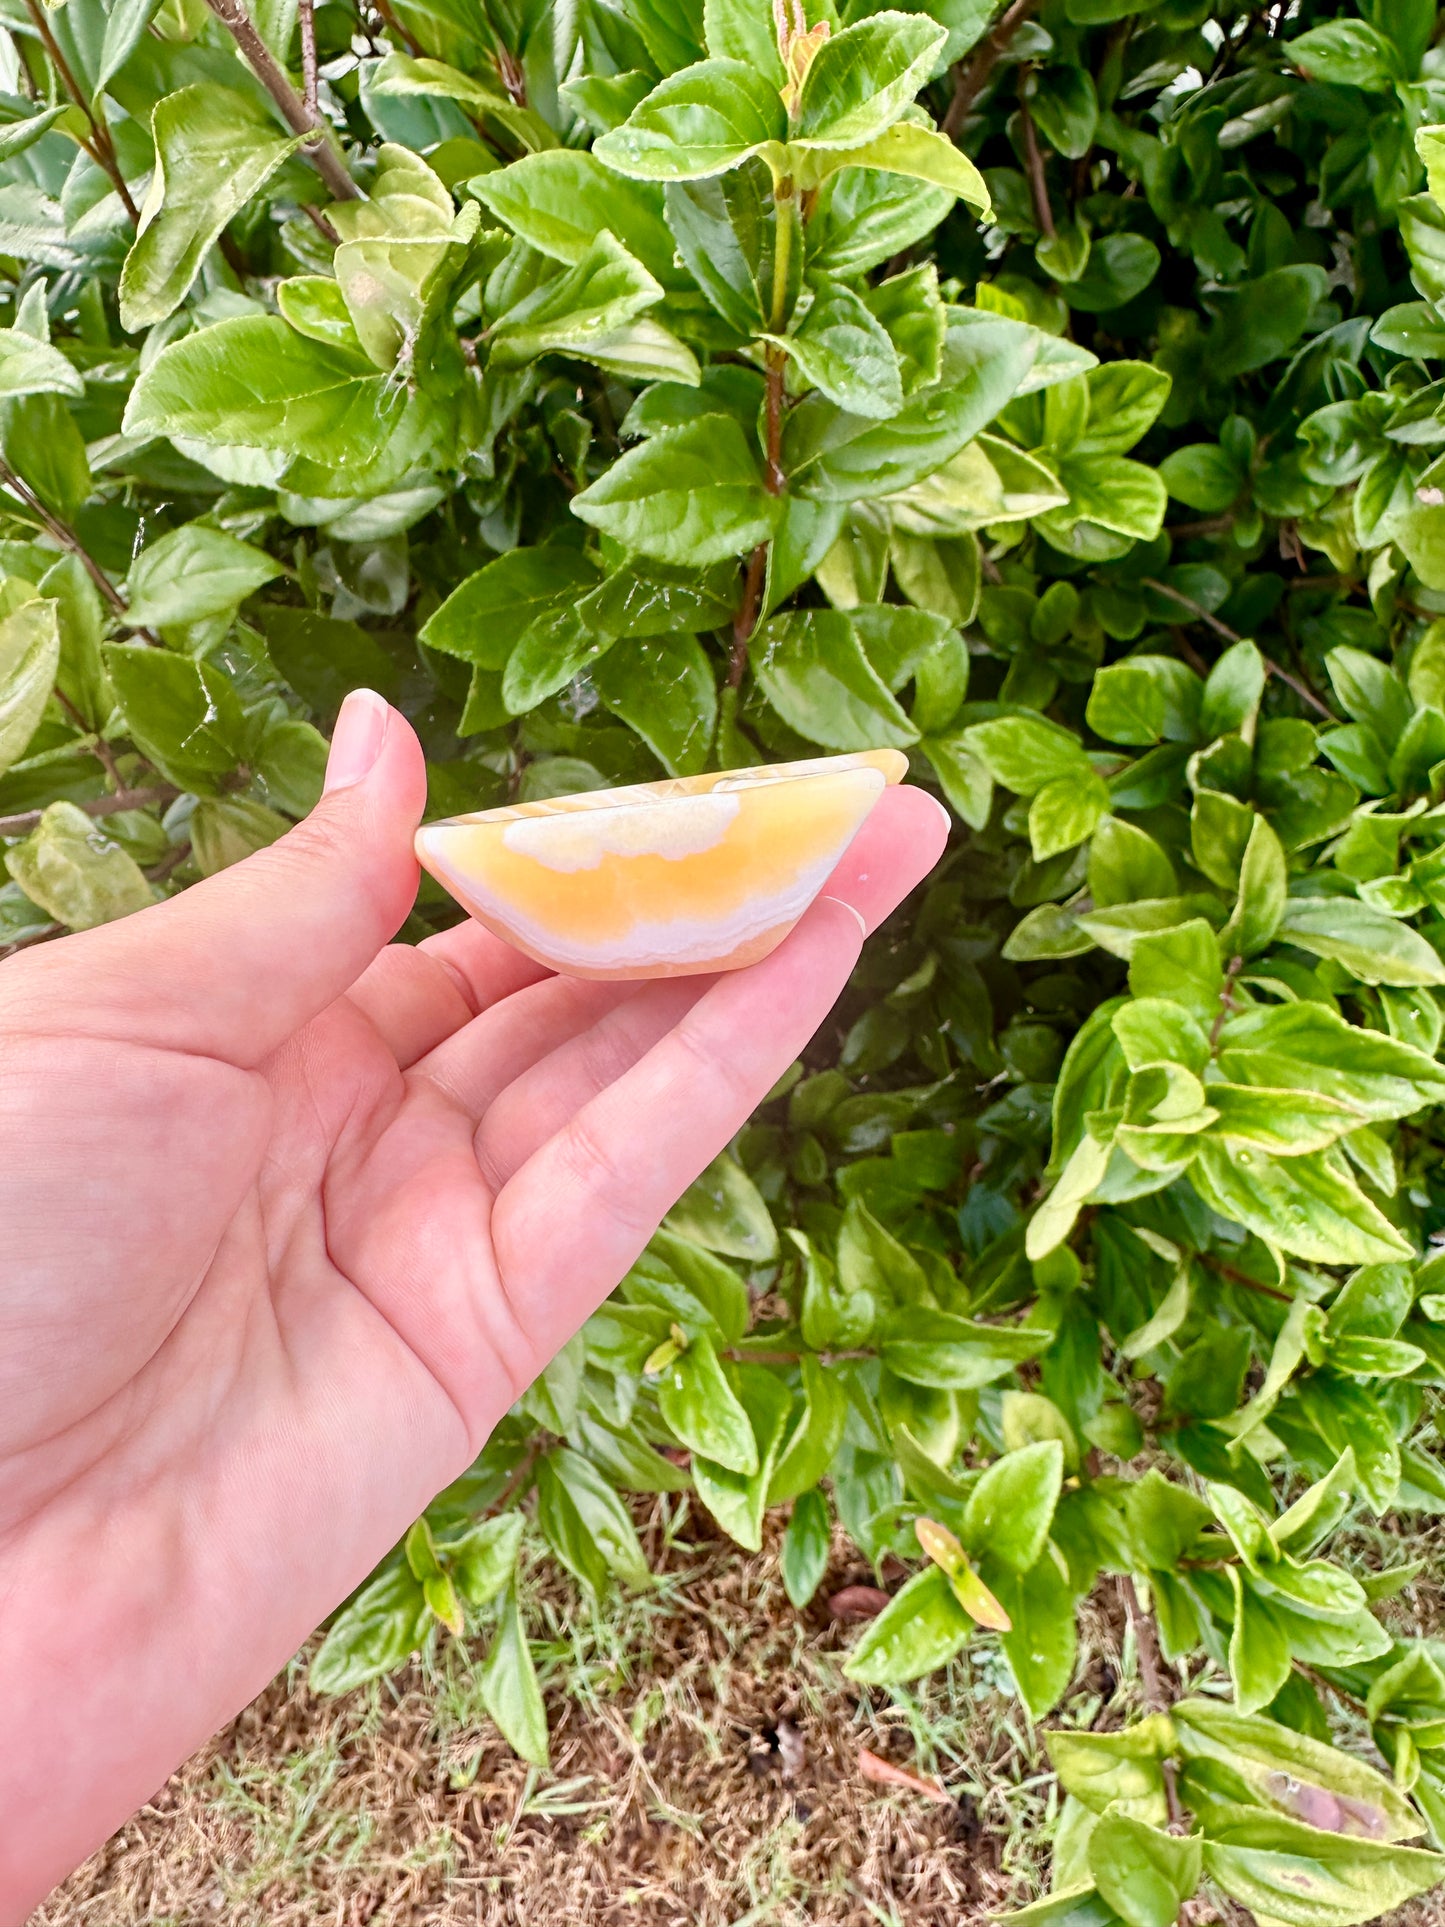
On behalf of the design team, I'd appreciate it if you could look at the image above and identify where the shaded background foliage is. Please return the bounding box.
[9,0,1445,1917]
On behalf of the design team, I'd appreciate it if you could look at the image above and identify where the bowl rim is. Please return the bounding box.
[418,748,908,831]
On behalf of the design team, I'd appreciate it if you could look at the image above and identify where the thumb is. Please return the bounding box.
[17,691,428,1066]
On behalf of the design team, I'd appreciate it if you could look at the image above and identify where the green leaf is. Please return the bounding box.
[1088,1811,1202,1927]
[125,315,403,463]
[536,1447,650,1591]
[1127,921,1223,1024]
[367,53,554,152]
[786,312,1036,500]
[5,799,153,930]
[103,644,248,795]
[781,1486,831,1608]
[881,1308,1051,1389]
[1076,362,1171,458]
[1208,266,1330,381]
[792,14,945,150]
[656,1331,758,1475]
[311,1566,429,1694]
[665,1150,778,1259]
[0,328,83,402]
[118,86,305,332]
[769,278,903,420]
[1160,443,1242,514]
[480,1589,549,1767]
[769,1352,848,1502]
[1222,813,1287,957]
[190,798,289,876]
[591,632,717,776]
[1229,1569,1293,1714]
[964,714,1091,793]
[843,1563,975,1683]
[924,728,993,827]
[1278,898,1445,987]
[996,1557,1078,1718]
[809,167,955,278]
[752,608,918,749]
[593,59,787,181]
[1286,19,1402,89]
[472,150,676,283]
[814,118,990,213]
[441,1512,523,1609]
[664,162,781,333]
[963,1440,1063,1572]
[0,596,60,779]
[125,524,280,630]
[1029,767,1111,860]
[1217,1001,1445,1119]
[690,1363,792,1550]
[572,414,778,566]
[1203,1813,1443,1927]
[488,232,667,369]
[1086,657,1200,747]
[838,1196,932,1307]
[1190,1142,1412,1266]
[420,548,601,671]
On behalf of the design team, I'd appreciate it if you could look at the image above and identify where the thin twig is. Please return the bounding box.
[729,543,768,690]
[201,0,360,200]
[1141,576,1242,643]
[1142,575,1340,722]
[147,839,192,884]
[371,0,422,55]
[1016,69,1055,241]
[0,922,62,959]
[22,0,138,221]
[53,690,124,790]
[942,0,1040,136]
[0,787,178,839]
[298,0,318,119]
[1199,1253,1292,1307]
[301,201,342,245]
[1119,1573,1187,1831]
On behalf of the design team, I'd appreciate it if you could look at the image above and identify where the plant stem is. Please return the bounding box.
[0,787,178,839]
[1016,70,1055,240]
[1141,575,1340,722]
[730,543,768,689]
[1119,1572,1187,1830]
[731,178,796,688]
[0,458,159,639]
[370,0,421,56]
[201,0,361,201]
[942,0,1041,137]
[22,0,138,222]
[298,0,318,118]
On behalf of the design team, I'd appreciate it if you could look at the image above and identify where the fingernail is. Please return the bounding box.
[822,895,867,938]
[325,688,389,793]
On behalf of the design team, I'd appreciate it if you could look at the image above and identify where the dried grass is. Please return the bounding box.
[30,1497,1444,1927]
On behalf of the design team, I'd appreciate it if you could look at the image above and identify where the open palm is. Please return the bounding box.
[0,692,946,1921]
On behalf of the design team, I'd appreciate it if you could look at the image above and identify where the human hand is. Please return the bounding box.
[0,691,947,1920]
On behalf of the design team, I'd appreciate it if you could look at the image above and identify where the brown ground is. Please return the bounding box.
[31,1500,1444,1927]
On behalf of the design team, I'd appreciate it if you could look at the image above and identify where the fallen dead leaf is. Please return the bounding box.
[828,1585,891,1620]
[857,1748,951,1806]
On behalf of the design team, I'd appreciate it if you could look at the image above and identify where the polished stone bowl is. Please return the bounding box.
[414,749,907,980]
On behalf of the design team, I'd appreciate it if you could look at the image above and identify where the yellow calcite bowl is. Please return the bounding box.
[414,749,908,980]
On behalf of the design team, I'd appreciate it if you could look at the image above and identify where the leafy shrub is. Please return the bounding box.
[8,0,1445,1917]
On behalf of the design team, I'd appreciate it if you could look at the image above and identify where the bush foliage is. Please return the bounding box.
[10,0,1445,1915]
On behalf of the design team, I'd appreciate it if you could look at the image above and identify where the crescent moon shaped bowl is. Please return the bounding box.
[414,749,909,981]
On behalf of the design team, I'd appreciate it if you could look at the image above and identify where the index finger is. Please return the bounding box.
[489,784,949,1360]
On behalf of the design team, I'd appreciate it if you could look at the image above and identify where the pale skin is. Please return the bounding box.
[0,689,947,1921]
